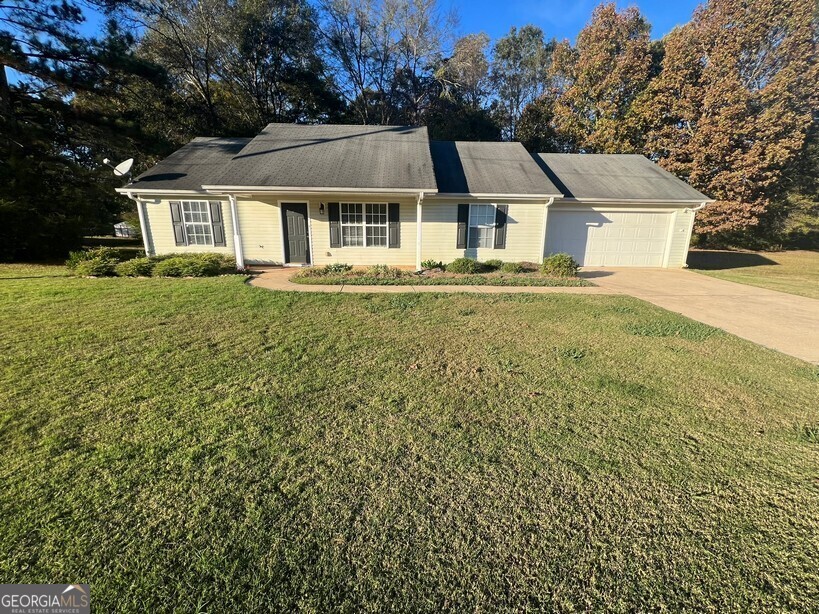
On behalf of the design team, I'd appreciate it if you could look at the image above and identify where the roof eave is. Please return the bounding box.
[559,196,715,205]
[200,185,438,195]
[115,187,209,195]
[429,192,564,200]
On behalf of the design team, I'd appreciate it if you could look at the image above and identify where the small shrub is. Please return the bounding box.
[66,251,88,271]
[542,253,579,277]
[151,253,235,277]
[324,263,352,274]
[365,264,407,279]
[116,257,155,277]
[293,267,328,279]
[421,259,443,270]
[66,247,120,272]
[74,256,119,277]
[500,262,524,274]
[446,257,481,274]
[483,259,503,270]
[152,257,187,277]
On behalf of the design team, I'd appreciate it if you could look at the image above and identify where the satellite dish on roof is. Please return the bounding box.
[102,157,134,178]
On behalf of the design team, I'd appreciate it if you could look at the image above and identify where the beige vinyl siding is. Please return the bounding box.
[236,198,284,264]
[667,208,695,268]
[421,201,546,264]
[310,198,418,266]
[143,198,234,256]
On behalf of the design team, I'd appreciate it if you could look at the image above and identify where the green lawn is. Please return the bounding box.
[688,249,819,299]
[1,266,818,611]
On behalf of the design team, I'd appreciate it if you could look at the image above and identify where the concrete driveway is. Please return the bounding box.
[582,268,819,363]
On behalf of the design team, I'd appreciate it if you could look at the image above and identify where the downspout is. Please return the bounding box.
[684,201,708,213]
[127,191,153,257]
[228,194,245,270]
[415,191,424,271]
[538,197,555,262]
[681,201,708,268]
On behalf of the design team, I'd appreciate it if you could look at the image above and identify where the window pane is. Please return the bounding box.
[342,225,363,246]
[342,203,363,224]
[468,204,495,248]
[366,203,386,225]
[341,203,389,248]
[181,202,213,246]
[366,225,387,246]
[468,227,492,248]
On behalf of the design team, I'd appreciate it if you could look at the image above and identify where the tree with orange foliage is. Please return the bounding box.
[633,0,818,240]
[548,3,653,153]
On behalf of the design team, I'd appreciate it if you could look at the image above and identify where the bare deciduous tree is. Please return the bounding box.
[319,0,454,124]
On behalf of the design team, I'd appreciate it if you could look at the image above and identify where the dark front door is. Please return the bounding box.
[282,203,310,264]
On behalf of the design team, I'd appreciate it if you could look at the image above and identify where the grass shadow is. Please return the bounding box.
[687,250,778,270]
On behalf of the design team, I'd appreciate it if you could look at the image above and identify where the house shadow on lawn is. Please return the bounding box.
[687,250,778,270]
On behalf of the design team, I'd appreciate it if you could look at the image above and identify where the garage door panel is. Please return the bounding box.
[546,210,672,267]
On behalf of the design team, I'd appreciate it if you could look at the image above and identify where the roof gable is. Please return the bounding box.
[535,153,710,202]
[128,137,251,191]
[207,123,437,191]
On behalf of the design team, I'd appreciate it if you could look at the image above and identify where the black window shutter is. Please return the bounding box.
[209,201,226,246]
[388,203,400,248]
[328,202,341,248]
[494,204,508,249]
[456,204,469,249]
[169,201,186,246]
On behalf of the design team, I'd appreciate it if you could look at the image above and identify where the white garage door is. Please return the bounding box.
[546,210,672,267]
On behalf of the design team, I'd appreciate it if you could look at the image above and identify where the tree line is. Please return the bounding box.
[1,0,816,260]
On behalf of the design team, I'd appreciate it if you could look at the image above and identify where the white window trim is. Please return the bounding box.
[339,202,389,248]
[467,203,497,249]
[181,200,214,246]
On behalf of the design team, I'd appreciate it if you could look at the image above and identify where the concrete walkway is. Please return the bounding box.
[584,268,819,363]
[248,267,613,295]
[248,266,819,363]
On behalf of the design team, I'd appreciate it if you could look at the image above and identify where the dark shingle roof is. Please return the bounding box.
[430,141,561,196]
[127,137,250,191]
[535,153,710,202]
[207,123,437,191]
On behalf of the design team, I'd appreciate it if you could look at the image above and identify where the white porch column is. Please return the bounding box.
[415,192,424,271]
[228,194,245,270]
[539,197,555,261]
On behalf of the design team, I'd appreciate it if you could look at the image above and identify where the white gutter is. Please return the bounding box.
[538,197,555,262]
[126,191,153,256]
[684,201,709,213]
[559,197,715,205]
[115,187,206,195]
[428,192,564,201]
[228,194,245,270]
[201,185,438,196]
[416,191,424,271]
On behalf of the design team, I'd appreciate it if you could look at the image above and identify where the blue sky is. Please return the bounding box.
[73,0,701,42]
[21,1,694,85]
[451,0,703,42]
[27,0,702,71]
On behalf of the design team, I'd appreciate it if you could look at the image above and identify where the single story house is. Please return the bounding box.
[116,123,712,270]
